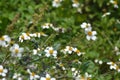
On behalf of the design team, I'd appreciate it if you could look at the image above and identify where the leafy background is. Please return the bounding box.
[0,0,120,79]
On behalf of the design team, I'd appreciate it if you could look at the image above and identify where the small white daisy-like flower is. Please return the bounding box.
[9,44,24,58]
[102,12,111,18]
[85,29,97,41]
[114,46,120,55]
[107,62,117,70]
[27,69,40,80]
[13,73,22,80]
[41,23,53,29]
[0,65,8,77]
[33,48,41,55]
[19,33,31,42]
[52,0,63,8]
[110,0,119,8]
[72,0,80,8]
[0,35,11,47]
[40,73,56,80]
[64,46,74,54]
[44,47,57,58]
[80,22,92,31]
[73,48,82,56]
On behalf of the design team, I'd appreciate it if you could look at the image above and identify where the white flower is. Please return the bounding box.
[99,60,103,65]
[0,35,11,47]
[72,0,80,8]
[71,68,76,72]
[13,73,22,80]
[40,74,56,80]
[0,65,8,77]
[110,0,119,8]
[19,33,31,42]
[27,69,40,80]
[80,22,92,31]
[52,0,62,7]
[114,46,120,55]
[33,48,41,55]
[64,46,74,54]
[85,29,97,41]
[73,48,82,56]
[10,44,24,58]
[44,47,57,58]
[102,12,111,18]
[107,62,117,70]
[41,23,53,29]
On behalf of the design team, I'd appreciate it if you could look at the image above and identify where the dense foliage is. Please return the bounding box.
[0,0,120,80]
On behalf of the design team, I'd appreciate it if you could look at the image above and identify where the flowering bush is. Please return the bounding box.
[0,0,120,80]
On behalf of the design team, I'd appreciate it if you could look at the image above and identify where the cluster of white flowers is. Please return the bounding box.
[71,68,92,80]
[9,44,24,58]
[110,0,119,8]
[107,62,120,72]
[19,32,47,42]
[71,67,80,78]
[80,22,97,41]
[94,59,103,65]
[61,46,84,56]
[44,47,57,58]
[41,23,65,33]
[52,0,63,7]
[102,12,111,18]
[0,35,11,47]
[0,65,8,80]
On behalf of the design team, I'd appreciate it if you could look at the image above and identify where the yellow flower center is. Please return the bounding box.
[87,31,92,36]
[26,32,30,36]
[111,62,115,66]
[113,1,117,4]
[0,36,5,41]
[46,77,50,80]
[73,0,79,3]
[15,49,19,53]
[49,50,54,54]
[32,72,35,76]
[21,35,24,39]
[69,47,73,51]
[0,69,3,73]
[40,32,45,35]
[55,0,60,3]
[60,63,64,67]
[75,49,80,54]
